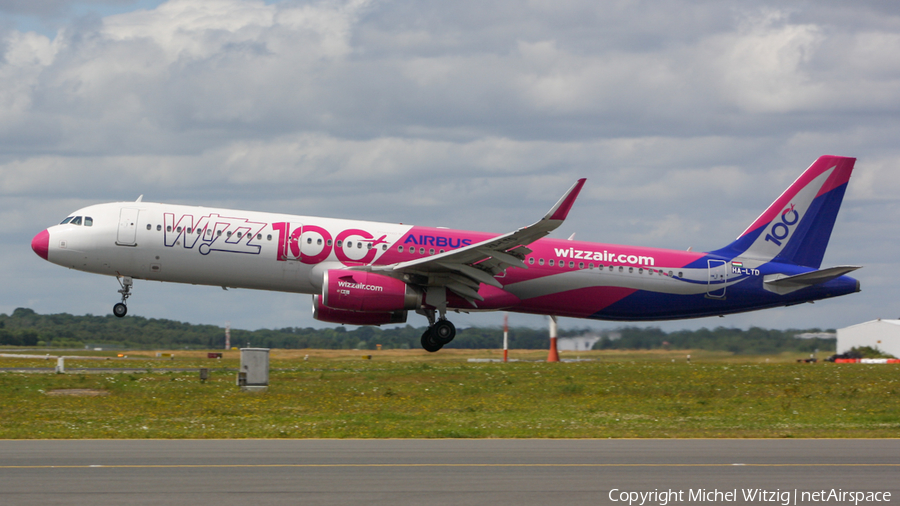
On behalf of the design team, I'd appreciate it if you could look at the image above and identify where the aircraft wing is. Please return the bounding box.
[370,179,586,303]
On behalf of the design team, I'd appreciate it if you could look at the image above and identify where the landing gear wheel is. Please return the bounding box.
[114,276,133,318]
[421,329,443,353]
[432,319,456,344]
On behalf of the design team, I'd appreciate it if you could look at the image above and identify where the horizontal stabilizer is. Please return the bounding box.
[763,265,861,295]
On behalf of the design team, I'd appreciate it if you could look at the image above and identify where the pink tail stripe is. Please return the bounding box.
[815,156,855,198]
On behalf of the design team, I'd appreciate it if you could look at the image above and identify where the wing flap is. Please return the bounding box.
[438,262,502,288]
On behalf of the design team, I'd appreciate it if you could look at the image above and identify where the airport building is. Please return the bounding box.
[557,334,602,352]
[837,319,900,357]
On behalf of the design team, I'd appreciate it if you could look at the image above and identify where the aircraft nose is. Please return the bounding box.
[31,229,49,260]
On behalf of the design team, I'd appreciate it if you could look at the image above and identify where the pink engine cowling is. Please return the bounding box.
[312,295,408,325]
[322,270,421,312]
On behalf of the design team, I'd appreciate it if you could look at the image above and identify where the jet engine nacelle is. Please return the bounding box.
[312,295,408,325]
[322,270,421,312]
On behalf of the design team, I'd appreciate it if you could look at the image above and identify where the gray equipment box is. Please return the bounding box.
[238,348,269,390]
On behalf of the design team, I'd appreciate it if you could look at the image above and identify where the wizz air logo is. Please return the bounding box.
[164,213,266,255]
[764,204,799,247]
[554,247,655,266]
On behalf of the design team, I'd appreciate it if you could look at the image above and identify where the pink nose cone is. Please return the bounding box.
[31,229,49,260]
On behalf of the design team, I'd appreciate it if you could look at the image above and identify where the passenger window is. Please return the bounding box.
[539,258,545,266]
[71,216,82,226]
[568,261,574,268]
[267,234,272,241]
[419,247,425,254]
[368,243,373,250]
[336,240,343,247]
[237,232,242,238]
[84,217,93,227]
[579,262,584,269]
[439,249,444,253]
[398,246,404,252]
[528,257,535,265]
[678,271,683,277]
[157,225,162,231]
[357,242,363,249]
[383,245,388,251]
[327,239,333,246]
[429,248,435,255]
[639,268,643,274]
[598,264,604,269]
[618,266,623,272]
[146,224,151,230]
[217,230,222,236]
[187,228,192,234]
[589,263,594,269]
[549,260,554,266]
[307,237,312,244]
[60,217,73,225]
[167,226,172,232]
[629,267,633,273]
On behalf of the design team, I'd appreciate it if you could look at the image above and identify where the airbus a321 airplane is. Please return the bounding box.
[32,155,860,351]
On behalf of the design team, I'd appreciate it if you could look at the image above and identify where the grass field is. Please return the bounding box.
[0,349,897,438]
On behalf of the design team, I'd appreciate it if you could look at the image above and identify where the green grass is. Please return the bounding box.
[0,349,897,438]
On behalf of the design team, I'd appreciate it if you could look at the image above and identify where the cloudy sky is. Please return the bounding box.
[2,0,898,333]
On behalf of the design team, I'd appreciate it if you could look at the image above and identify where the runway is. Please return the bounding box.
[1,439,898,505]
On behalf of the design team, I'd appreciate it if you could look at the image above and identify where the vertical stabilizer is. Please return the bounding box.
[712,155,855,268]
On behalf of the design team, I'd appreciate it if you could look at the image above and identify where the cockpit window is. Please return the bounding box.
[71,216,83,226]
[84,217,93,227]
[60,217,74,225]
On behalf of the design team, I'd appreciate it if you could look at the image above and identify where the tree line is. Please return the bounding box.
[0,308,835,353]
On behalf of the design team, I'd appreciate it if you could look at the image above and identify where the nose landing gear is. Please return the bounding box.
[113,276,133,318]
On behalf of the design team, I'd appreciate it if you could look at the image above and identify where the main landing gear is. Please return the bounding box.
[113,276,133,318]
[418,309,457,352]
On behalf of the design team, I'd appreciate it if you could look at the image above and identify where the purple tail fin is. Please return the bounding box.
[712,156,855,268]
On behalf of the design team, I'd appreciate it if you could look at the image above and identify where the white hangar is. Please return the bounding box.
[837,319,900,357]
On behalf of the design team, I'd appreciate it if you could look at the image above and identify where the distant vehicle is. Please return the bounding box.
[32,156,861,352]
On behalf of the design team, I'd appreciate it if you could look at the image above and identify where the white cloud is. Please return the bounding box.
[704,9,826,113]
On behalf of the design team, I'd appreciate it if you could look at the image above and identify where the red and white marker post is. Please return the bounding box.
[503,313,509,363]
[547,315,560,362]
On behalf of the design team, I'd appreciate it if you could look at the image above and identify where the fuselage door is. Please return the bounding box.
[707,259,727,298]
[116,208,139,246]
